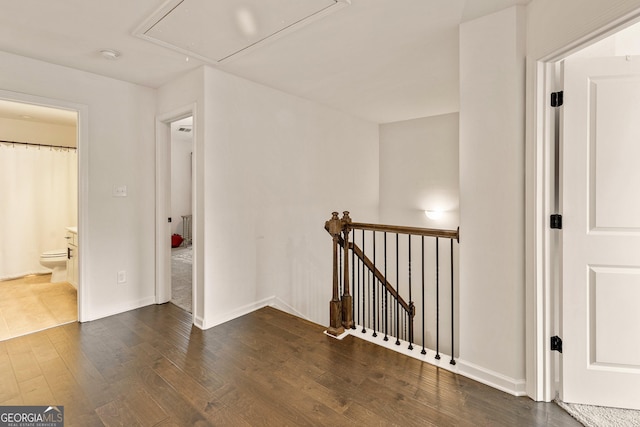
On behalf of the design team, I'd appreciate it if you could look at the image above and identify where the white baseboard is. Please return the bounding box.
[193,314,205,329]
[200,296,276,329]
[347,326,526,396]
[83,296,156,322]
[198,295,312,330]
[348,326,460,374]
[268,296,309,320]
[456,359,527,396]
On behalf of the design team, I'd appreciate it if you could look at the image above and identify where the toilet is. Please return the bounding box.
[40,249,67,283]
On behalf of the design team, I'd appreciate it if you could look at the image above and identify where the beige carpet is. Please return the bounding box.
[558,400,640,427]
[0,274,77,341]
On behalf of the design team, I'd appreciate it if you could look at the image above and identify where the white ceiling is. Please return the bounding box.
[0,0,529,124]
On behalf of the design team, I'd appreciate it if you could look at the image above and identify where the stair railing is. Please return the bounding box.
[325,211,460,364]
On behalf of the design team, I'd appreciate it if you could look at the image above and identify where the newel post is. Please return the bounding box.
[326,212,344,336]
[341,211,354,329]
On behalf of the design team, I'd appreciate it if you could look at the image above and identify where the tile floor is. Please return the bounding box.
[0,274,77,341]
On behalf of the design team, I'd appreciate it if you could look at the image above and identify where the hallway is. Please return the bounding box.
[0,303,578,425]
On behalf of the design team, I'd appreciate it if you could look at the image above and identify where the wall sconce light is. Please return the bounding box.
[424,210,444,220]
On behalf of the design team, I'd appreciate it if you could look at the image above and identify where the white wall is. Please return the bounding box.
[0,117,76,147]
[0,50,157,321]
[459,6,527,394]
[378,113,459,355]
[379,113,459,229]
[201,66,379,327]
[157,65,378,328]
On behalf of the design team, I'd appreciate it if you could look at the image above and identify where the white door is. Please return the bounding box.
[562,55,640,409]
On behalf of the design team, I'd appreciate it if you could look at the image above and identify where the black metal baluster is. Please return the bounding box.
[361,229,366,333]
[450,239,456,365]
[351,229,356,329]
[394,299,398,340]
[421,236,426,355]
[372,231,377,337]
[404,313,407,342]
[395,233,400,345]
[339,245,343,297]
[388,293,392,335]
[366,255,371,333]
[435,237,441,360]
[383,232,388,341]
[408,235,413,350]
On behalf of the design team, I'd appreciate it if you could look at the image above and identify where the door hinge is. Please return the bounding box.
[550,214,562,229]
[551,91,564,107]
[551,336,563,353]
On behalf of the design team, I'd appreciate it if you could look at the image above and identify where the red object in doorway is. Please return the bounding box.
[171,234,183,248]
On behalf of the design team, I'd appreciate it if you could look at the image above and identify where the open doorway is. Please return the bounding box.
[0,98,78,340]
[169,117,193,313]
[155,105,197,322]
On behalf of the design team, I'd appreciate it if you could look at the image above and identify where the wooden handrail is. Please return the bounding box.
[348,242,413,315]
[323,217,456,317]
[324,227,413,315]
[325,211,458,340]
[350,222,459,241]
[325,222,459,241]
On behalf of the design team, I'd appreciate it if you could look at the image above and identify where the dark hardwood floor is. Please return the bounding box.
[0,303,579,426]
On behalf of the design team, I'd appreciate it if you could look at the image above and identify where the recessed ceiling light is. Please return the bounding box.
[100,49,121,60]
[236,7,258,37]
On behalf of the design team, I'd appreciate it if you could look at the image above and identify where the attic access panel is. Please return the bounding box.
[135,0,349,64]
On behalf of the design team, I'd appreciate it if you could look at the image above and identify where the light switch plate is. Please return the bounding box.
[113,185,127,197]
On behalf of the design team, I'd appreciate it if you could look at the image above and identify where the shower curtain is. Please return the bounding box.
[0,142,77,280]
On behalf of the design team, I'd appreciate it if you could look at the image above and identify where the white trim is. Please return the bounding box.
[194,315,205,329]
[526,58,557,402]
[201,296,277,329]
[197,295,310,330]
[348,327,459,372]
[0,89,89,322]
[268,296,310,320]
[538,8,640,63]
[457,360,527,396]
[83,296,156,322]
[324,329,350,340]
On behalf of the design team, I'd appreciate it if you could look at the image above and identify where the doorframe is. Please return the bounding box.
[155,104,198,323]
[528,9,640,402]
[0,89,89,322]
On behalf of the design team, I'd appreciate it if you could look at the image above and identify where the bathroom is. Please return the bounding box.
[0,99,78,340]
